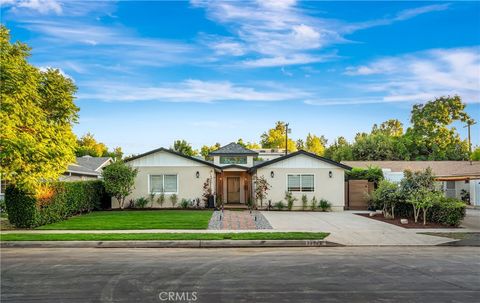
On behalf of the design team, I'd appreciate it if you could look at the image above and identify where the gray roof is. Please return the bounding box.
[209,142,258,156]
[66,156,112,176]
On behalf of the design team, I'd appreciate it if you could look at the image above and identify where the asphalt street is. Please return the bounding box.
[1,247,479,302]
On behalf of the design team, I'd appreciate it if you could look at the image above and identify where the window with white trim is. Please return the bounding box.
[287,174,314,192]
[150,174,178,193]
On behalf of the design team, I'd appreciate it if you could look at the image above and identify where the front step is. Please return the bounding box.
[223,204,249,210]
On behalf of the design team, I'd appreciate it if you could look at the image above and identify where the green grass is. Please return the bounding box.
[36,210,213,230]
[0,232,329,241]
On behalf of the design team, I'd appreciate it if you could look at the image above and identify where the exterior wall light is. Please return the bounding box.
[270,171,275,178]
[329,171,333,178]
[196,171,200,178]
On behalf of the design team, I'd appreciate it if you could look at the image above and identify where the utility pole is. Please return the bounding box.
[285,123,290,155]
[464,120,477,154]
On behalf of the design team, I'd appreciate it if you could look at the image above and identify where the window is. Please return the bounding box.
[219,156,247,164]
[149,175,178,193]
[287,174,314,192]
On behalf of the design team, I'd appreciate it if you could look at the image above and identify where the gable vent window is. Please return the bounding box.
[287,174,314,192]
[150,174,178,193]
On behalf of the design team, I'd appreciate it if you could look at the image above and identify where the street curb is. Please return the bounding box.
[0,240,343,248]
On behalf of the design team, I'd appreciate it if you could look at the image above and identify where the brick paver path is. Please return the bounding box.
[218,210,257,230]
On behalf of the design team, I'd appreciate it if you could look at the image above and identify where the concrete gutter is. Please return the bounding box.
[1,239,343,248]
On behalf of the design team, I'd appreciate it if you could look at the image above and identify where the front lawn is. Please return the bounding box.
[36,210,213,230]
[0,232,329,241]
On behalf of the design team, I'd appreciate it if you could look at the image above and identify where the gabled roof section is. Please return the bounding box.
[250,150,352,171]
[220,164,250,171]
[125,147,220,168]
[76,156,112,172]
[209,142,258,156]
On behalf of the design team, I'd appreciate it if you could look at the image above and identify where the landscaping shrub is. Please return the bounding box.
[428,198,466,226]
[180,198,190,209]
[135,197,149,208]
[274,201,286,210]
[5,186,37,228]
[310,197,318,211]
[5,180,108,228]
[301,194,308,210]
[285,191,296,211]
[319,199,331,212]
[170,194,178,208]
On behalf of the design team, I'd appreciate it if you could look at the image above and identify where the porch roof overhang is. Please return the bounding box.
[220,164,251,172]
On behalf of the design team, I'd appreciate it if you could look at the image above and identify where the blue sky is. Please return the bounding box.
[2,0,479,155]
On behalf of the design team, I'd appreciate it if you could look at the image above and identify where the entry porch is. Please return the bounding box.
[215,168,253,205]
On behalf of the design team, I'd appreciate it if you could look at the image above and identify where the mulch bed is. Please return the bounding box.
[356,213,460,229]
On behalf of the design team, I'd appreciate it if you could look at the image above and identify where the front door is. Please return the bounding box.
[227,177,241,203]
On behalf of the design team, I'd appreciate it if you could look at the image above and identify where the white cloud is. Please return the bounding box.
[344,47,480,104]
[193,1,451,67]
[78,79,309,103]
[10,0,62,14]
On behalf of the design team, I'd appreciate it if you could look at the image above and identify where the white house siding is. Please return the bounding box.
[255,154,346,211]
[112,151,216,208]
[470,179,480,207]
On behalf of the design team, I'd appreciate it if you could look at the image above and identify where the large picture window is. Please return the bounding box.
[219,156,247,164]
[150,174,178,193]
[287,174,314,192]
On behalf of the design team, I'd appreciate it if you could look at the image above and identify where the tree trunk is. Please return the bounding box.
[120,197,124,210]
[413,206,419,223]
[391,205,395,219]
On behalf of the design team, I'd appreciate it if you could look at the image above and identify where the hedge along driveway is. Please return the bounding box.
[36,210,213,230]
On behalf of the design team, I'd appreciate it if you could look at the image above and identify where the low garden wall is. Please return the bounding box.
[5,180,109,228]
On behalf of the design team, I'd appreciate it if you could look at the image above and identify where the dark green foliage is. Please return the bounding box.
[5,185,37,228]
[428,198,466,226]
[180,199,190,209]
[346,166,384,183]
[319,199,331,212]
[134,197,149,208]
[5,181,108,228]
[274,201,286,210]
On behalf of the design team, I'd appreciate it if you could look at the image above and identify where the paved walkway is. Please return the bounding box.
[261,211,466,246]
[208,210,257,230]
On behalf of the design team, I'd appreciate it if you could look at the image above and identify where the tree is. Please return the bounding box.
[200,143,221,160]
[324,136,353,162]
[254,175,271,208]
[102,161,138,210]
[305,133,327,156]
[245,141,261,149]
[172,140,198,156]
[471,147,480,161]
[372,180,400,219]
[260,121,297,152]
[405,96,472,160]
[372,119,404,137]
[407,189,442,225]
[76,133,108,157]
[296,139,305,150]
[0,25,78,191]
[352,132,409,160]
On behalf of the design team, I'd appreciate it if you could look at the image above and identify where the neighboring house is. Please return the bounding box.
[114,143,351,210]
[61,156,112,181]
[342,161,480,207]
[252,148,286,161]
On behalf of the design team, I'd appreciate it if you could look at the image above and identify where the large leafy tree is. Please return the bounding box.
[371,119,404,137]
[200,143,221,160]
[324,136,353,161]
[305,133,327,156]
[76,132,123,160]
[172,139,198,156]
[405,96,472,160]
[260,121,297,152]
[0,25,78,190]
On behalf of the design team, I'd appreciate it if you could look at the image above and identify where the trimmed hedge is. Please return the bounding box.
[5,180,109,228]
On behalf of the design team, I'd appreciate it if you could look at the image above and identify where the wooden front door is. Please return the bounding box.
[227,177,241,203]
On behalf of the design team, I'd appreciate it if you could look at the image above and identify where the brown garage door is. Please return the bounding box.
[347,180,374,210]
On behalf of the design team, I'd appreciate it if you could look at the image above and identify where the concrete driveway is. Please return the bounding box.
[261,211,457,246]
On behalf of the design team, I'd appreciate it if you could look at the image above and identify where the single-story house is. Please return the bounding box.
[342,161,480,207]
[60,156,112,181]
[114,143,351,210]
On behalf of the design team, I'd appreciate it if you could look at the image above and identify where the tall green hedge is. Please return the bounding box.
[5,180,109,228]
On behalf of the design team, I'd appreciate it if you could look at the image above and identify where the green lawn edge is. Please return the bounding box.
[0,232,329,241]
[36,210,213,230]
